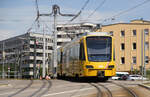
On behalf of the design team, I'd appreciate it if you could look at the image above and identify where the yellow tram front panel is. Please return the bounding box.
[83,61,116,77]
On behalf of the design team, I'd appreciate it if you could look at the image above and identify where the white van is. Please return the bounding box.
[111,72,129,80]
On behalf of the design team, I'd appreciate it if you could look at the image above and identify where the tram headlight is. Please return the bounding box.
[86,65,94,69]
[108,65,114,69]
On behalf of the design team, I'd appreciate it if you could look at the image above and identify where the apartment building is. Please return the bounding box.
[56,22,98,48]
[98,19,150,72]
[0,22,97,78]
[0,32,53,78]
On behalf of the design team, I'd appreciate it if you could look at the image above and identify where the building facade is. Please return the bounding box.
[0,23,97,78]
[56,23,98,48]
[0,32,53,78]
[98,19,150,72]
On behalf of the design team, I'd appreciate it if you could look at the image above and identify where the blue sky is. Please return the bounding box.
[0,0,150,40]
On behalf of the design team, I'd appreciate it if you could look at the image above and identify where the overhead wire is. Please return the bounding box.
[101,0,150,23]
[27,0,41,33]
[86,0,106,20]
[69,0,90,22]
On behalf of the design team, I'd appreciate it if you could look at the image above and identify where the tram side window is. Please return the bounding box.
[79,42,85,60]
[72,44,79,60]
[60,52,63,64]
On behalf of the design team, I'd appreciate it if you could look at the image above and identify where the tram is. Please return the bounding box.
[57,32,116,81]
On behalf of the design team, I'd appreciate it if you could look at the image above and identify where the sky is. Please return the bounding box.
[0,0,150,41]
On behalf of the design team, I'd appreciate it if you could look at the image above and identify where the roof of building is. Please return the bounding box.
[102,19,150,27]
[0,32,52,42]
[57,22,97,28]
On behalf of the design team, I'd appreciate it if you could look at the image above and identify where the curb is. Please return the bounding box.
[138,84,150,90]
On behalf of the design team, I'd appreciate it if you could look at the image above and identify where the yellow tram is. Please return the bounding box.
[57,32,116,81]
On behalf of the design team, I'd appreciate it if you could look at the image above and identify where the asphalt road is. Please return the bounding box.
[0,79,150,97]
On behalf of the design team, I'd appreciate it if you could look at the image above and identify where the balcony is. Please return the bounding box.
[22,64,33,68]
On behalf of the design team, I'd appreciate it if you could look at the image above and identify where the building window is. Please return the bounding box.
[133,43,136,50]
[57,35,61,38]
[57,42,62,45]
[121,43,125,50]
[145,56,149,64]
[133,30,136,36]
[144,29,149,35]
[121,57,125,64]
[121,30,125,37]
[110,31,113,36]
[132,57,136,64]
[145,42,149,50]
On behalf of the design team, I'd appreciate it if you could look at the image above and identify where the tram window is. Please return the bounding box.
[80,42,85,60]
[60,52,63,63]
[113,48,115,61]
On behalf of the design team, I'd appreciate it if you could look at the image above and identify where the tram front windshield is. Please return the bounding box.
[86,36,112,62]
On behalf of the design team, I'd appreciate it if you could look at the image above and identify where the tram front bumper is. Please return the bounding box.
[85,69,114,77]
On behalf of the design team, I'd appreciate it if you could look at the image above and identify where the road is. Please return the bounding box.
[0,79,150,97]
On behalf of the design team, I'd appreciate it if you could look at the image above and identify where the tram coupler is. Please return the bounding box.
[97,71,105,78]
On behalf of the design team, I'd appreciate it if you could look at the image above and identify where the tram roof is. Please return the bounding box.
[59,32,112,51]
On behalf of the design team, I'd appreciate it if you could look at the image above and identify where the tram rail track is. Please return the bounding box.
[36,80,52,97]
[110,82,138,97]
[8,80,33,97]
[28,80,47,97]
[90,83,102,97]
[89,81,139,97]
[97,83,113,97]
[27,80,52,97]
[7,80,52,97]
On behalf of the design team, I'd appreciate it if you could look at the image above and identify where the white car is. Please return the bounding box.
[111,72,129,80]
[128,75,148,81]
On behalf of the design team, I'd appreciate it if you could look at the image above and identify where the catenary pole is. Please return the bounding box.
[2,42,5,79]
[43,27,46,78]
[143,30,146,77]
[141,30,144,81]
[38,4,76,77]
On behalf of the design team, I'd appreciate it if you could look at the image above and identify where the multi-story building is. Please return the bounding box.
[56,23,98,48]
[0,32,53,78]
[98,19,150,72]
[0,22,98,78]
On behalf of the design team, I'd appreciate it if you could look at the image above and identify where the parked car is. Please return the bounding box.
[128,75,148,81]
[111,72,129,80]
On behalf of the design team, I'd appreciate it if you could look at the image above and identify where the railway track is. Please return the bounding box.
[89,81,139,97]
[36,80,52,97]
[90,83,102,97]
[27,80,52,97]
[28,80,47,97]
[90,83,112,97]
[98,83,113,97]
[8,80,33,97]
[8,80,52,97]
[111,82,138,97]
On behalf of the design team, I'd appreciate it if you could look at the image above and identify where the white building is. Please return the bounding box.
[0,32,53,78]
[0,22,99,78]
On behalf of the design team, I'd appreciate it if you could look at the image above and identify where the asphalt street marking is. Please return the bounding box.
[43,87,95,97]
